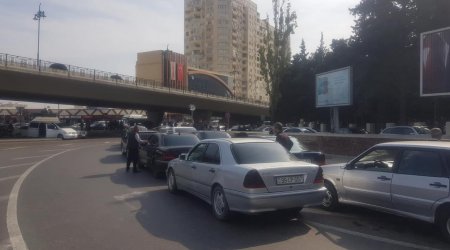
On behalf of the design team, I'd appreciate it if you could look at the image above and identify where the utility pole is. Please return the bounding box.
[33,3,46,70]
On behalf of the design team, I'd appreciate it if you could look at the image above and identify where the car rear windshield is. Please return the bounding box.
[201,132,231,139]
[164,135,199,146]
[231,142,292,164]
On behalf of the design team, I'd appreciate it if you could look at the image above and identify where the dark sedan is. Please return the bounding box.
[260,136,326,166]
[139,133,200,177]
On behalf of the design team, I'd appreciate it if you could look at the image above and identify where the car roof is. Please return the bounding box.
[202,138,274,144]
[377,141,450,150]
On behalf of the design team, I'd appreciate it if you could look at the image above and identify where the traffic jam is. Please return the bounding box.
[120,124,450,243]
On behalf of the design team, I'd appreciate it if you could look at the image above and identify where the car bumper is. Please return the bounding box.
[63,134,78,139]
[225,187,327,213]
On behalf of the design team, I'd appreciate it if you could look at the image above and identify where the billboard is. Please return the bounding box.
[420,26,450,96]
[316,66,352,108]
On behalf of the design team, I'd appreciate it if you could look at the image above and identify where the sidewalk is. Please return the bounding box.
[0,137,59,143]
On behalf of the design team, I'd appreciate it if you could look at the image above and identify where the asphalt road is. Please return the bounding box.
[0,138,449,250]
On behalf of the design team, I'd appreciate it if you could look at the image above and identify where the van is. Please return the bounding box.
[27,117,78,139]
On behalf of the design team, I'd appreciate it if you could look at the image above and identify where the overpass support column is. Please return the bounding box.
[146,108,164,128]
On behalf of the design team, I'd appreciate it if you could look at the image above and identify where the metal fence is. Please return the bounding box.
[0,53,270,107]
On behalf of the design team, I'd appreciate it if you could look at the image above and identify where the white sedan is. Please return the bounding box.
[167,138,326,220]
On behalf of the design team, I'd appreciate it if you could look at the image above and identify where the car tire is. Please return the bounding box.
[438,210,450,242]
[322,181,339,211]
[57,134,64,140]
[211,185,231,221]
[167,169,178,194]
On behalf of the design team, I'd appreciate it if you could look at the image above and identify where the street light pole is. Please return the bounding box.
[33,3,46,70]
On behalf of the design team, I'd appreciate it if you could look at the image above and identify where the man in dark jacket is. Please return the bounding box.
[126,125,146,173]
[273,122,293,151]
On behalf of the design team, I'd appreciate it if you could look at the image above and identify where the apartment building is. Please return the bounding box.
[184,0,272,103]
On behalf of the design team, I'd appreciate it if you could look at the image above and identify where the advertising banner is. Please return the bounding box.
[421,26,450,96]
[315,66,352,108]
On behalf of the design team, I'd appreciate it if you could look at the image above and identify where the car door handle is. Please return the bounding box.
[209,168,215,173]
[429,182,447,188]
[377,176,391,181]
[191,165,197,169]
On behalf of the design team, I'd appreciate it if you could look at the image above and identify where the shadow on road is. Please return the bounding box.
[100,154,125,164]
[129,189,310,249]
[302,204,450,249]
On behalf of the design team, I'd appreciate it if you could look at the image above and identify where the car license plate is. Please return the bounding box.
[276,175,305,185]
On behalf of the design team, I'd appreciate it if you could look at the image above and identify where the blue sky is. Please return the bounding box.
[0,0,359,108]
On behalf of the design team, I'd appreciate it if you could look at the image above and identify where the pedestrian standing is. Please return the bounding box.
[126,125,146,173]
[273,122,293,151]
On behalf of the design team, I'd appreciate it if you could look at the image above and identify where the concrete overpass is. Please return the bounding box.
[0,53,269,124]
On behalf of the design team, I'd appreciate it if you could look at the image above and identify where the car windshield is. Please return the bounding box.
[231,142,292,164]
[163,135,199,146]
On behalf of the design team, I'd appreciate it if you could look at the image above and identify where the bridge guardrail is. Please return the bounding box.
[0,53,270,108]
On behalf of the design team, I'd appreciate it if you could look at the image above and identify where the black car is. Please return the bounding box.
[196,131,231,140]
[259,136,326,165]
[139,133,200,177]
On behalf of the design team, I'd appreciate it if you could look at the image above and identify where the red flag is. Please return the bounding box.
[177,64,184,83]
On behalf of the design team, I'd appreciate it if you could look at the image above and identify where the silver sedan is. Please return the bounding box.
[166,138,326,220]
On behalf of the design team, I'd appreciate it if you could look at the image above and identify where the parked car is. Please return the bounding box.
[196,131,231,140]
[229,125,251,131]
[27,117,78,139]
[90,120,107,130]
[283,127,317,133]
[259,136,326,165]
[321,141,450,241]
[120,127,155,155]
[139,133,200,177]
[380,126,430,136]
[157,126,197,134]
[166,138,326,220]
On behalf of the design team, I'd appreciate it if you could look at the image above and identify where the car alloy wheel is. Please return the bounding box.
[322,182,339,211]
[167,170,178,194]
[441,211,450,242]
[212,186,230,220]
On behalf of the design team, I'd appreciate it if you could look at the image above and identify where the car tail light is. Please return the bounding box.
[243,170,266,189]
[314,167,324,184]
[161,152,177,161]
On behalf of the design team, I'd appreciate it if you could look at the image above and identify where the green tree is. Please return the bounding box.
[259,0,297,120]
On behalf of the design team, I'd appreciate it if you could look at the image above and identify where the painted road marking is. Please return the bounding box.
[0,163,36,170]
[7,148,79,250]
[0,147,27,151]
[13,155,53,160]
[307,221,442,250]
[0,175,21,182]
[38,149,69,152]
[59,144,73,146]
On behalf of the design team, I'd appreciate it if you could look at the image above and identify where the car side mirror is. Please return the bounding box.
[179,153,187,160]
[344,163,352,170]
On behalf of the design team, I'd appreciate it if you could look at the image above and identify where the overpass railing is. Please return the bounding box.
[0,53,270,108]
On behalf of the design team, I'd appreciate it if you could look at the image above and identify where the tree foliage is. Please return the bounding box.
[259,0,297,120]
[277,0,450,129]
